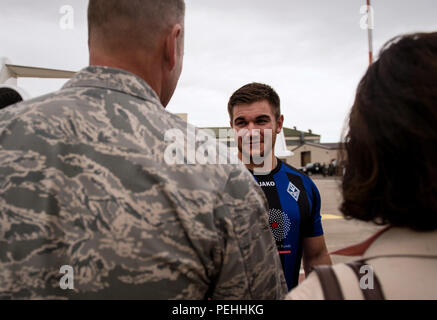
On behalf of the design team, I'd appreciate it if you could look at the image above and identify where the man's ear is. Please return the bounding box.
[164,24,183,71]
[230,120,234,129]
[276,115,284,134]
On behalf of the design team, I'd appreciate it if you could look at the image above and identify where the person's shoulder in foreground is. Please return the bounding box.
[0,66,286,300]
[0,0,287,299]
[286,227,437,300]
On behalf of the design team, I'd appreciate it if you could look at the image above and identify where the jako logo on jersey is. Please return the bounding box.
[287,182,300,202]
[259,181,275,187]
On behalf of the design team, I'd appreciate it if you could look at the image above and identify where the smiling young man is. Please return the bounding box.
[228,82,332,290]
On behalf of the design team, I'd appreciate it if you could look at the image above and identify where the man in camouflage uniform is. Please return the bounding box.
[0,0,287,299]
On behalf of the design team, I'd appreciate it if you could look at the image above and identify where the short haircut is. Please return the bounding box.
[341,32,437,231]
[88,0,185,49]
[228,83,281,121]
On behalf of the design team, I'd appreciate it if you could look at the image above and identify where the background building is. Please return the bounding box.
[288,142,342,169]
[284,126,320,147]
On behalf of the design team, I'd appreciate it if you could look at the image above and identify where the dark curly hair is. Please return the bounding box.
[341,32,437,231]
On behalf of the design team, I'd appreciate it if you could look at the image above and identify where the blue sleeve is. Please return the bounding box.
[305,179,324,238]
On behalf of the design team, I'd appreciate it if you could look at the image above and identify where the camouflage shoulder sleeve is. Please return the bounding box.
[210,165,288,300]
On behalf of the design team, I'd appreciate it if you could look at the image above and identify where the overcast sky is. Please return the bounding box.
[1,0,436,142]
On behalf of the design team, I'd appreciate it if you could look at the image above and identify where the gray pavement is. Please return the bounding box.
[313,176,383,265]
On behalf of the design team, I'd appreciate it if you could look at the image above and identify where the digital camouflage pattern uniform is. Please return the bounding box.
[0,66,287,299]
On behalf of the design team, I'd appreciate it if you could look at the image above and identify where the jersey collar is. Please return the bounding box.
[250,157,282,176]
[63,66,161,105]
[330,226,391,256]
[331,226,437,260]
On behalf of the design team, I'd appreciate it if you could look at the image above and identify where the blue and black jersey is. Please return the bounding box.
[251,159,324,290]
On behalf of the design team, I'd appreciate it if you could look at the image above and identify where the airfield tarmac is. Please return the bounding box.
[312,176,383,264]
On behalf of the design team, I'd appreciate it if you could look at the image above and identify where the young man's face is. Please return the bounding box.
[231,100,284,162]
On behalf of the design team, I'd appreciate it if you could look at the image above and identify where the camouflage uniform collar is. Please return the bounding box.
[63,65,161,104]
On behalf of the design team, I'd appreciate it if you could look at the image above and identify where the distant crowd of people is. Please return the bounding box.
[0,0,436,300]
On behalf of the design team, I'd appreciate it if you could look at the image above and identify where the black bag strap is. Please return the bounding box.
[346,261,385,300]
[312,265,344,300]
